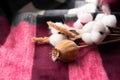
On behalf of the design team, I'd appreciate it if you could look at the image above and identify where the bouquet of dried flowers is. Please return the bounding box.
[32,13,120,62]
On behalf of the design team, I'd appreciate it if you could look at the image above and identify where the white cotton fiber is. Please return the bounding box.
[81,33,93,45]
[85,0,99,5]
[49,34,67,46]
[77,13,93,23]
[95,13,106,21]
[55,22,65,27]
[80,3,97,13]
[68,3,96,14]
[73,19,83,29]
[49,27,59,34]
[81,21,95,33]
[92,21,106,34]
[101,15,117,27]
[91,31,106,44]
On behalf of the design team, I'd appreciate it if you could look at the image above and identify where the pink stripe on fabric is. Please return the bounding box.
[0,21,36,80]
[69,46,108,80]
[65,22,108,80]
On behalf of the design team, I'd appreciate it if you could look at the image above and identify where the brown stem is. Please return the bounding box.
[108,34,120,36]
[77,38,120,49]
[32,37,49,43]
[47,21,80,39]
[77,45,89,49]
[99,38,120,45]
[108,27,120,34]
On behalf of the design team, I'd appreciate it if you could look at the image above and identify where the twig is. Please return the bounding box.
[47,21,80,39]
[32,37,49,43]
[99,38,120,45]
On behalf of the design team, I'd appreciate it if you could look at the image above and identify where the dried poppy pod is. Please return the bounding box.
[52,39,88,62]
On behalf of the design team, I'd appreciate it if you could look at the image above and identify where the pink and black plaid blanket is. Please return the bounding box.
[0,12,120,80]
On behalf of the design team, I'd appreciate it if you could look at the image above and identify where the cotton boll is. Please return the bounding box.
[92,21,110,34]
[73,19,83,29]
[77,13,93,23]
[95,13,106,21]
[101,15,117,27]
[92,21,106,34]
[81,3,97,13]
[81,21,95,33]
[81,33,93,45]
[68,8,81,14]
[49,34,67,46]
[85,0,99,5]
[68,3,96,14]
[101,4,111,14]
[91,31,106,44]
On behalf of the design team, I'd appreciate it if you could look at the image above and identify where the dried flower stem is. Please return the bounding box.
[32,37,49,43]
[77,38,120,49]
[77,45,89,49]
[108,27,120,34]
[99,38,120,45]
[108,34,120,36]
[47,21,80,39]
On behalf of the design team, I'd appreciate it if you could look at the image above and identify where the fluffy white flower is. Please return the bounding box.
[91,31,106,44]
[101,15,117,27]
[95,13,106,21]
[92,21,106,34]
[68,3,96,14]
[81,21,95,33]
[85,0,99,5]
[49,34,67,46]
[81,21,108,45]
[81,33,93,45]
[73,19,83,29]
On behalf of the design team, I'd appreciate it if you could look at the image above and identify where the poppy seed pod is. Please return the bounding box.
[51,40,85,62]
